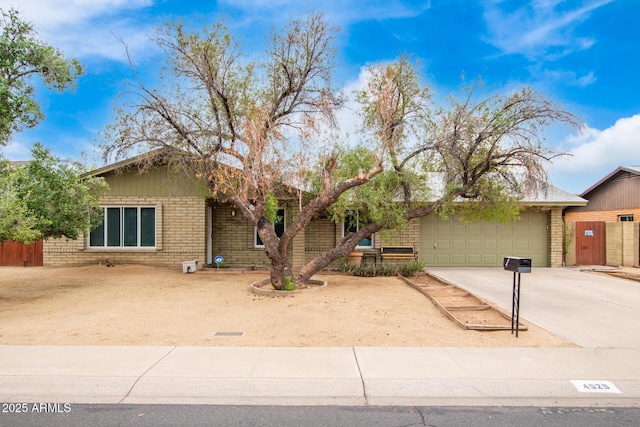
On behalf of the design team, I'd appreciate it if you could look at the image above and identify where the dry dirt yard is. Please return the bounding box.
[0,265,574,347]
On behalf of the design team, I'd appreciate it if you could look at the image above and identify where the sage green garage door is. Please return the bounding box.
[419,211,549,267]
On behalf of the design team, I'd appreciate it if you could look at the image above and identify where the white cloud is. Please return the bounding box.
[1,140,32,160]
[532,68,598,87]
[0,0,156,62]
[482,0,613,60]
[219,0,430,27]
[575,71,597,87]
[553,115,640,173]
[334,67,371,143]
[2,0,152,29]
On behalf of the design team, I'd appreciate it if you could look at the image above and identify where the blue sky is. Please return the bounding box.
[1,0,638,194]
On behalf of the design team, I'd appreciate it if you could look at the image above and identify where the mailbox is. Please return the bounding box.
[503,256,531,274]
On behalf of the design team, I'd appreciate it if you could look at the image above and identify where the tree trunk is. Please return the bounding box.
[256,216,293,290]
[270,257,293,290]
[295,203,442,284]
[296,223,382,284]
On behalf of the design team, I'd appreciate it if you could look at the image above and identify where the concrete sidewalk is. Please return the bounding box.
[1,345,639,407]
[2,267,640,407]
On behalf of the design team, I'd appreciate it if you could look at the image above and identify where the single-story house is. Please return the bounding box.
[44,154,587,269]
[564,166,640,267]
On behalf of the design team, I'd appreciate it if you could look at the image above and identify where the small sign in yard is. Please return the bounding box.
[570,380,621,393]
[214,255,224,269]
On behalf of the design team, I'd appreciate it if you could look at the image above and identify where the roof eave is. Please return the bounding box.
[580,166,640,198]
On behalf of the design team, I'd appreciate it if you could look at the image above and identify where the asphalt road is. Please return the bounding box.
[2,404,639,427]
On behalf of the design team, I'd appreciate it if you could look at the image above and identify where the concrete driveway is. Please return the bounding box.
[427,267,640,348]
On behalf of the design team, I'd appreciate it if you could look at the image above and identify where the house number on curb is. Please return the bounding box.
[570,380,621,393]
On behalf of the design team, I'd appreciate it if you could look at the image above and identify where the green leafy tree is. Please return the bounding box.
[0,144,108,243]
[0,7,83,146]
[302,61,578,281]
[103,14,577,289]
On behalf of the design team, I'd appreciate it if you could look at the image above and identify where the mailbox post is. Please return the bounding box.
[503,256,532,337]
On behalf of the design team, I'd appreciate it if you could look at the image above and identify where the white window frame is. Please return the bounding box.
[254,207,286,248]
[88,206,156,249]
[342,211,374,249]
[618,214,634,222]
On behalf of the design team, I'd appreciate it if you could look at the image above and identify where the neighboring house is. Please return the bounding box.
[43,154,587,269]
[564,166,640,222]
[564,166,640,267]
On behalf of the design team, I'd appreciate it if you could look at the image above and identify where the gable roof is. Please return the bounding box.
[81,149,168,178]
[579,166,640,198]
[86,151,587,207]
[419,172,586,207]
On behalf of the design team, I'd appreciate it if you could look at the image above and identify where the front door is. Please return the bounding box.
[575,221,605,265]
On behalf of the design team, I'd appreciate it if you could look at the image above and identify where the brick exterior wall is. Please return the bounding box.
[564,208,640,222]
[211,203,271,267]
[376,219,420,248]
[549,207,564,268]
[605,222,640,267]
[44,196,206,267]
[304,217,337,265]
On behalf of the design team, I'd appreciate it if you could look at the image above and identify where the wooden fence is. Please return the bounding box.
[0,240,43,266]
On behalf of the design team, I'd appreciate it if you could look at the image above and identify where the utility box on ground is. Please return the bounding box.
[182,260,199,273]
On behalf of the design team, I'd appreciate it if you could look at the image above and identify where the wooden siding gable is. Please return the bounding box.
[102,166,207,198]
[567,167,640,213]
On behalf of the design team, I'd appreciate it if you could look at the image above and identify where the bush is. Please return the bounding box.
[351,265,377,277]
[339,263,359,274]
[340,260,425,277]
[398,260,426,277]
[283,276,296,291]
[376,264,399,276]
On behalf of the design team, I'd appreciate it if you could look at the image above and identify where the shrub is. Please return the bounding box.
[283,275,296,291]
[340,263,359,274]
[398,260,426,277]
[350,265,377,277]
[376,264,398,276]
[341,260,425,277]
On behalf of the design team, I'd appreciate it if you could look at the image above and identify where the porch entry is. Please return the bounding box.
[575,221,605,265]
[207,205,213,265]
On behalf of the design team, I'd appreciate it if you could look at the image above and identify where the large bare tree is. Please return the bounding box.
[103,14,578,289]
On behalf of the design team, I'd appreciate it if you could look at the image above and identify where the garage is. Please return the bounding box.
[419,210,549,267]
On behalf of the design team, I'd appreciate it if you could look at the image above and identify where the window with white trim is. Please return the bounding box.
[342,210,373,248]
[89,207,156,248]
[619,214,634,222]
[255,208,285,248]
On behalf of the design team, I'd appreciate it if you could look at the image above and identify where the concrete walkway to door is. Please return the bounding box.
[427,267,640,348]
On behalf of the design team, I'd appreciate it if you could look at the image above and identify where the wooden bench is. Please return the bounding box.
[381,246,417,262]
